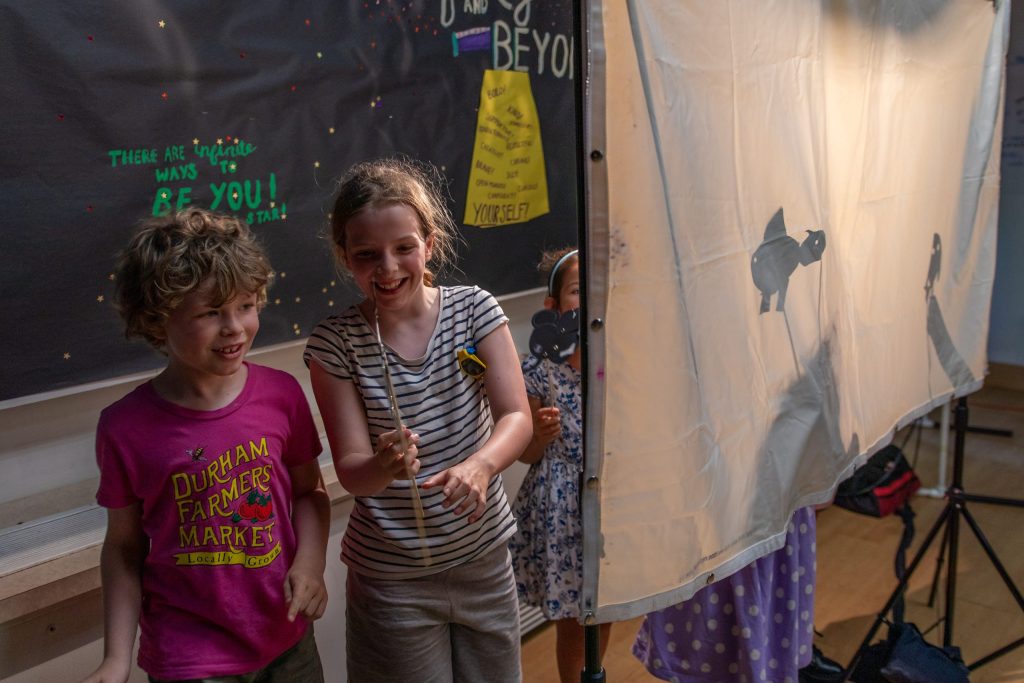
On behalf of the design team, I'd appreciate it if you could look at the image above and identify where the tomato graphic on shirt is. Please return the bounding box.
[232,491,273,523]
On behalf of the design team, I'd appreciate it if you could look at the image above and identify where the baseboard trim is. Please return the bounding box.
[988,362,1024,392]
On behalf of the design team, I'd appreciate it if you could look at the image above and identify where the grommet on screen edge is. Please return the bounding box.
[590,149,603,161]
[584,612,597,625]
[590,318,603,331]
[586,476,600,490]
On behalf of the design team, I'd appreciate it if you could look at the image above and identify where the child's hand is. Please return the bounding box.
[284,561,328,622]
[374,427,420,480]
[79,658,130,683]
[421,458,493,523]
[533,406,561,447]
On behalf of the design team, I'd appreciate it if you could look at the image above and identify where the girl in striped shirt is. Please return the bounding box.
[305,158,532,682]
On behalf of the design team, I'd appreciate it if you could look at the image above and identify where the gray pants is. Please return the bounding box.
[346,544,522,683]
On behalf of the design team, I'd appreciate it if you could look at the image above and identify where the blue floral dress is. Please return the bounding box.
[508,355,583,620]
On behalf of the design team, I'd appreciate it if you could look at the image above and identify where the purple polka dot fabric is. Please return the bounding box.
[633,507,816,683]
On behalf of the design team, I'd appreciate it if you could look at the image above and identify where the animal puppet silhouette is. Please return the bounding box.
[751,208,826,313]
[923,232,973,388]
[924,232,942,301]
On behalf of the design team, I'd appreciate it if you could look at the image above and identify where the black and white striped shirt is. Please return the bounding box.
[304,285,517,578]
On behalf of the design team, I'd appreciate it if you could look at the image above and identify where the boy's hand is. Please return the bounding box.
[80,658,130,683]
[374,427,421,480]
[284,562,328,622]
[533,406,561,447]
[421,458,493,523]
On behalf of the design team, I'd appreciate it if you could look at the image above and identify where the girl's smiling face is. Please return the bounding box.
[343,203,434,311]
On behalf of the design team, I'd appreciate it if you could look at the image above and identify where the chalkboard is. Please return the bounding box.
[0,1,578,402]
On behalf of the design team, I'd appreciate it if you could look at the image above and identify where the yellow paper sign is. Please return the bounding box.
[464,70,549,227]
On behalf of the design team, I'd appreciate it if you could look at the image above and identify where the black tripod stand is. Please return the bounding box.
[582,624,606,682]
[843,397,1024,680]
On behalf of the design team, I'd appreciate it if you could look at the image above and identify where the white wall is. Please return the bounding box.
[0,290,543,683]
[991,0,1024,367]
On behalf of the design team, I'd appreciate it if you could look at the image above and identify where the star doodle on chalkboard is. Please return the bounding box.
[192,138,199,145]
[63,352,70,360]
[317,51,323,59]
[328,127,335,134]
[280,272,286,278]
[274,298,281,305]
[314,161,320,168]
[216,138,223,145]
[158,20,166,28]
[97,295,104,303]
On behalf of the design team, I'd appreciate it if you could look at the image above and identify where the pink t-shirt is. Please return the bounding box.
[95,363,322,679]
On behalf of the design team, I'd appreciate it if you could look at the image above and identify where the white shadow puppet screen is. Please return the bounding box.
[582,0,1009,622]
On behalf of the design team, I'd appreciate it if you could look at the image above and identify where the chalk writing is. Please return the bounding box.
[440,0,573,80]
[105,140,287,224]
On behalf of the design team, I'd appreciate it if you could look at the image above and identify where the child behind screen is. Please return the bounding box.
[507,247,611,683]
[83,208,330,683]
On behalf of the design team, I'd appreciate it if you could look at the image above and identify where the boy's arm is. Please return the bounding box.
[81,504,147,683]
[422,323,532,521]
[519,395,560,465]
[284,459,331,622]
[309,362,421,496]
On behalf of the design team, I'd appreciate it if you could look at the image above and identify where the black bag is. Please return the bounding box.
[835,445,921,517]
[850,622,970,683]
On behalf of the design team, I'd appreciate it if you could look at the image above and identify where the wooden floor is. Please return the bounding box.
[522,380,1024,682]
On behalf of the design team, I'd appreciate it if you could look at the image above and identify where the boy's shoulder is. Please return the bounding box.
[99,381,156,426]
[99,364,302,427]
[245,362,300,389]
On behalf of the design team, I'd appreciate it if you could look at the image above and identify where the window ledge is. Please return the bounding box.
[0,463,349,625]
